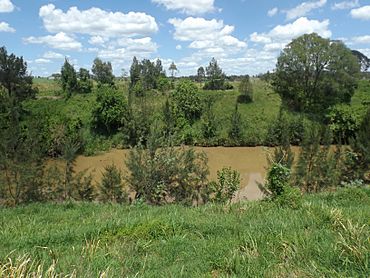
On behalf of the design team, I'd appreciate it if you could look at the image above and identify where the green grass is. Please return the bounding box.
[33,78,62,97]
[1,187,369,277]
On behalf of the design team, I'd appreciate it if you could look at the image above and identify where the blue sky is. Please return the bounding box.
[1,0,369,76]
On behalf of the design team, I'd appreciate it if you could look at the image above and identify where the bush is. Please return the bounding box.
[171,80,202,124]
[265,163,302,209]
[327,104,361,143]
[92,87,128,134]
[100,164,127,203]
[208,167,240,204]
[125,128,209,205]
[228,104,244,144]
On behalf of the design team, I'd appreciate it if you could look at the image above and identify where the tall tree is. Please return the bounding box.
[197,66,205,83]
[273,33,360,113]
[78,68,93,94]
[61,58,78,98]
[204,58,225,90]
[169,62,178,79]
[129,56,141,88]
[238,75,253,103]
[91,58,115,85]
[0,46,35,101]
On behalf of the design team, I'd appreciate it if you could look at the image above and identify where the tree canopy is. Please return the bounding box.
[92,58,115,85]
[204,58,225,90]
[61,58,78,98]
[0,46,35,101]
[273,33,360,113]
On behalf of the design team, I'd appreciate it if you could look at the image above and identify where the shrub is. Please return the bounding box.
[208,167,240,204]
[228,104,244,144]
[201,98,218,140]
[100,164,127,203]
[327,104,361,143]
[125,128,209,205]
[92,87,128,134]
[265,163,301,209]
[171,80,202,124]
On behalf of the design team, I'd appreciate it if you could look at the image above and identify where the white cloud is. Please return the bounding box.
[88,36,108,46]
[152,0,216,15]
[176,44,182,50]
[97,37,158,70]
[268,7,278,17]
[169,17,246,54]
[351,35,370,44]
[250,17,331,52]
[0,0,14,13]
[23,32,82,51]
[35,58,52,64]
[43,51,64,59]
[285,0,327,21]
[39,4,158,38]
[0,21,15,32]
[331,0,359,10]
[350,5,370,20]
[116,37,158,54]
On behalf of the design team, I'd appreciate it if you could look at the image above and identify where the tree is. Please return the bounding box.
[61,58,78,98]
[197,67,205,83]
[169,62,178,79]
[130,56,141,88]
[0,93,43,205]
[273,33,360,113]
[171,80,202,123]
[91,58,115,86]
[204,58,225,90]
[228,104,244,144]
[349,107,370,181]
[100,164,126,203]
[77,68,93,94]
[238,75,253,103]
[0,46,35,101]
[92,87,129,134]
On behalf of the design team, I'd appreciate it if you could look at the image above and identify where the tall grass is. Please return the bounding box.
[0,187,368,277]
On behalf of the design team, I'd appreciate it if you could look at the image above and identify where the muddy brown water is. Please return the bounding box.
[70,147,301,201]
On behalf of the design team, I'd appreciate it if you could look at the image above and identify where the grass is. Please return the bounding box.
[0,187,369,277]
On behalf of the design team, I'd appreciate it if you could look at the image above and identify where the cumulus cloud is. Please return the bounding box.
[168,17,246,55]
[0,21,15,32]
[97,37,157,67]
[43,51,64,59]
[152,0,216,15]
[285,0,327,21]
[176,45,182,50]
[250,17,331,52]
[0,0,14,13]
[268,7,278,17]
[331,0,359,10]
[23,32,82,51]
[350,5,370,20]
[39,4,158,38]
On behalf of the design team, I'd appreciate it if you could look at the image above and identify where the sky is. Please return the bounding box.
[0,0,369,76]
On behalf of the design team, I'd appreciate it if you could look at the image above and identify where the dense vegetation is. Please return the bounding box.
[0,30,369,276]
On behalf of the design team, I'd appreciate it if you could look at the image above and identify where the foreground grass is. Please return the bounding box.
[0,187,369,277]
